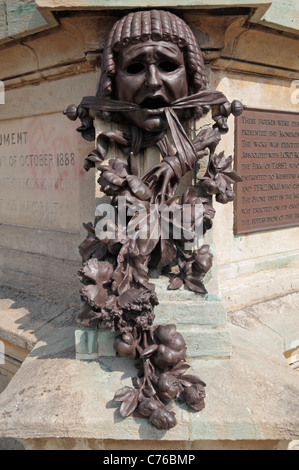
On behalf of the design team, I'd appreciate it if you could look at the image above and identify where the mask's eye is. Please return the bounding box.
[158,61,179,72]
[126,63,145,74]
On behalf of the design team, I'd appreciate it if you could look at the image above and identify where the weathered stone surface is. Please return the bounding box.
[154,300,226,327]
[60,14,116,52]
[220,265,299,311]
[25,19,86,70]
[0,246,82,306]
[227,291,299,352]
[0,286,77,350]
[0,2,298,450]
[260,0,299,34]
[0,7,297,314]
[6,0,47,37]
[0,438,24,450]
[74,222,231,359]
[1,72,97,118]
[0,72,96,306]
[223,17,299,71]
[91,325,232,359]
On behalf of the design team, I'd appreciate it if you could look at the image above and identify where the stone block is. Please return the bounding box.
[75,328,98,360]
[226,26,299,71]
[0,0,57,44]
[0,286,77,351]
[1,340,30,363]
[220,265,299,311]
[0,113,81,231]
[0,76,96,306]
[0,248,81,307]
[61,14,116,52]
[75,328,117,358]
[1,301,299,446]
[0,438,24,450]
[74,265,231,358]
[34,0,272,13]
[0,356,21,384]
[25,21,86,70]
[227,291,299,355]
[260,0,299,34]
[1,72,97,118]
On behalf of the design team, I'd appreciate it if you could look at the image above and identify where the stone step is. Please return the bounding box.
[154,300,226,328]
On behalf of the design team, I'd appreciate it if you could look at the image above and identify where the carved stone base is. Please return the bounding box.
[75,294,231,360]
[1,293,299,448]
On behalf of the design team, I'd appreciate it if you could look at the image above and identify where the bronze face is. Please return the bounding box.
[114,41,189,132]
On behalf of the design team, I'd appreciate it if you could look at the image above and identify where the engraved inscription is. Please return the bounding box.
[234,108,299,234]
[0,114,80,231]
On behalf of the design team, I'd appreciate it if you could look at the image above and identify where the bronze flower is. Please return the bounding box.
[153,325,187,370]
[138,398,161,417]
[149,407,177,430]
[181,383,206,411]
[157,372,182,403]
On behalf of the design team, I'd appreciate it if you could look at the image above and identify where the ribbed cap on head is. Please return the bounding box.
[110,10,189,51]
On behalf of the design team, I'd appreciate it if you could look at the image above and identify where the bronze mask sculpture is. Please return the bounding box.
[64,10,243,431]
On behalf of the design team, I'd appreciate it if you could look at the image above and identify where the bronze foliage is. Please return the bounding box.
[64,9,243,431]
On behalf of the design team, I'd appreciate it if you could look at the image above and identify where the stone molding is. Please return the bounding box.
[35,0,299,35]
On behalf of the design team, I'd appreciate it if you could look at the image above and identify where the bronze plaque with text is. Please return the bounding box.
[234,107,299,234]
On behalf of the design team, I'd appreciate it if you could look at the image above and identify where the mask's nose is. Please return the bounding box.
[145,64,162,91]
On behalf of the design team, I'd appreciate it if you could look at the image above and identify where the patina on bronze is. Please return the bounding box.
[64,9,243,431]
[234,107,299,235]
